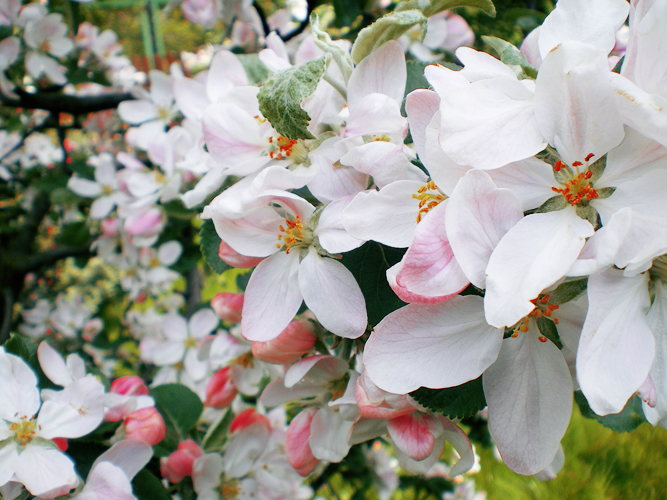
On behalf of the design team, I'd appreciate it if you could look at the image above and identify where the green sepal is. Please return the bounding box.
[410,376,486,420]
[350,10,427,64]
[546,277,588,305]
[535,316,563,349]
[202,408,234,452]
[576,205,599,228]
[575,391,647,433]
[535,195,567,214]
[199,219,231,274]
[588,154,607,183]
[596,186,616,199]
[258,57,327,140]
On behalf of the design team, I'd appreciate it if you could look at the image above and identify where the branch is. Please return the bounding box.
[0,88,135,115]
[254,0,316,43]
[14,246,93,275]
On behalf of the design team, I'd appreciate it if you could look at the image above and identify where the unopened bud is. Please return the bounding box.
[205,367,238,409]
[211,293,244,323]
[110,376,149,396]
[124,407,166,445]
[160,440,204,483]
[251,320,317,364]
[285,408,318,476]
[218,241,264,268]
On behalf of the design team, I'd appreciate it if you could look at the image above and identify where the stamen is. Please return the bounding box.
[412,181,446,223]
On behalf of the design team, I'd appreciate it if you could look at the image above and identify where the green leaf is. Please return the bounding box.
[350,10,427,64]
[575,391,647,433]
[535,316,563,349]
[258,57,327,140]
[132,469,171,500]
[200,219,231,274]
[340,242,406,326]
[201,408,234,452]
[150,384,203,437]
[33,172,69,192]
[482,35,537,78]
[547,278,588,305]
[410,376,487,420]
[397,0,496,18]
[58,221,92,248]
[405,60,430,95]
[310,12,354,83]
[67,440,108,479]
[237,54,270,85]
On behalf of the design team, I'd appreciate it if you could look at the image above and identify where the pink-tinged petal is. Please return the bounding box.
[355,372,414,420]
[484,333,573,476]
[405,89,440,160]
[285,408,319,476]
[348,41,406,108]
[386,262,451,305]
[38,342,73,387]
[520,27,542,69]
[90,439,153,481]
[298,249,367,339]
[440,418,475,477]
[340,142,426,188]
[643,280,667,427]
[37,376,105,439]
[206,50,248,103]
[75,461,135,500]
[534,41,625,165]
[315,195,366,254]
[577,268,654,415]
[241,252,303,342]
[284,354,349,388]
[229,409,270,434]
[309,406,353,462]
[396,200,470,299]
[189,308,219,339]
[485,208,594,329]
[446,169,523,288]
[388,413,442,461]
[218,241,264,269]
[342,181,423,248]
[538,0,629,58]
[392,432,445,475]
[364,296,503,394]
[16,446,78,499]
[437,76,545,170]
[211,293,244,323]
[202,103,267,167]
[117,99,158,125]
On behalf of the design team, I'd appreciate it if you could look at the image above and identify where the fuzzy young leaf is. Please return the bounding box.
[547,278,588,305]
[535,316,563,349]
[351,10,426,64]
[258,57,327,140]
[310,12,354,83]
[410,376,487,420]
[237,54,270,85]
[340,242,405,326]
[482,35,536,78]
[200,219,231,274]
[575,391,647,433]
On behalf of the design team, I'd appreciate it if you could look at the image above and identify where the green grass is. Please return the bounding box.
[475,407,667,500]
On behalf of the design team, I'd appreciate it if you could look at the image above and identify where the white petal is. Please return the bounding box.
[298,249,367,339]
[15,446,78,498]
[347,40,406,109]
[309,406,353,462]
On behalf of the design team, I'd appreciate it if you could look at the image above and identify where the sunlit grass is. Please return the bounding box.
[475,407,667,500]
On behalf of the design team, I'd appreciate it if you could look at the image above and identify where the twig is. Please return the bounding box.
[0,89,135,115]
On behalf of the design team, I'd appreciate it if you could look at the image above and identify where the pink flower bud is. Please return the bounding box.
[251,319,317,364]
[124,407,167,445]
[125,208,164,237]
[205,367,237,409]
[230,408,270,434]
[110,376,149,396]
[101,217,119,237]
[218,241,264,268]
[160,440,204,483]
[285,408,318,476]
[210,293,244,323]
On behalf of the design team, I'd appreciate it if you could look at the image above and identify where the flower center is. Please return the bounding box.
[218,479,240,499]
[511,294,560,340]
[185,337,198,349]
[10,418,36,446]
[551,154,599,206]
[233,352,254,368]
[267,136,310,165]
[412,181,446,223]
[650,254,667,283]
[277,215,310,254]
